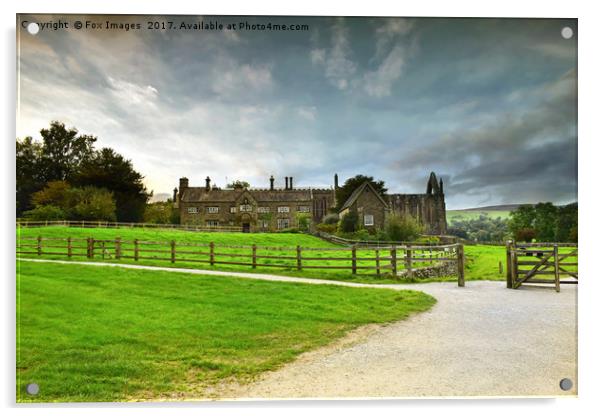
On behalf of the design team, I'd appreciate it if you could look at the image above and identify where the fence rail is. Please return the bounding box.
[17,235,465,284]
[16,220,242,233]
[505,240,578,291]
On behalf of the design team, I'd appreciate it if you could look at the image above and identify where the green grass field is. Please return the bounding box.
[17,261,435,402]
[17,226,444,284]
[446,209,512,223]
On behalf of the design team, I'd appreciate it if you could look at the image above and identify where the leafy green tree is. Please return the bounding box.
[338,211,359,233]
[532,202,558,242]
[16,136,44,214]
[384,213,423,242]
[555,203,578,242]
[67,186,116,221]
[31,181,71,209]
[72,148,150,222]
[22,205,67,221]
[227,180,250,189]
[144,201,177,224]
[335,175,387,211]
[296,213,311,232]
[508,205,536,239]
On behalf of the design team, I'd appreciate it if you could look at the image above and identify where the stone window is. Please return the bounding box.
[277,218,290,229]
[240,204,252,212]
[230,206,237,213]
[207,206,219,213]
[297,206,310,212]
[278,206,290,213]
[260,220,269,229]
[364,214,374,226]
[206,220,219,227]
[257,206,270,213]
[187,207,199,214]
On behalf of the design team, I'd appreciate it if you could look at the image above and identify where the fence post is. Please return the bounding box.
[406,244,413,278]
[296,245,302,271]
[252,244,257,269]
[554,244,560,292]
[134,239,139,261]
[457,244,465,287]
[67,237,72,258]
[375,249,381,277]
[171,240,176,264]
[390,246,397,276]
[210,242,215,266]
[37,236,42,256]
[505,240,513,288]
[351,244,357,274]
[115,238,121,260]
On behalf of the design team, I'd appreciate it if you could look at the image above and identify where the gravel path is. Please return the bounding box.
[20,258,578,398]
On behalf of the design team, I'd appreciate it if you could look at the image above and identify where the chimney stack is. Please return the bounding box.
[173,187,178,202]
[334,173,339,190]
[179,178,189,202]
[270,175,274,190]
[285,177,289,190]
[289,177,293,190]
[205,176,211,191]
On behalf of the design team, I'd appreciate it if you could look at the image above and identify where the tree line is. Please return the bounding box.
[17,121,151,222]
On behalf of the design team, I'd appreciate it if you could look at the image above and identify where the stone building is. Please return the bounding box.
[174,172,447,234]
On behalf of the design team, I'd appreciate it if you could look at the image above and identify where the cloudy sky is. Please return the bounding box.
[17,15,577,209]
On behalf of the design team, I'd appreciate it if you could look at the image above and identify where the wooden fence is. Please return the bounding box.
[16,220,242,233]
[505,240,578,291]
[17,235,465,284]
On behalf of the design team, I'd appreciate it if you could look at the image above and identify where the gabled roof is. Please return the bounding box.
[180,187,313,203]
[339,181,389,212]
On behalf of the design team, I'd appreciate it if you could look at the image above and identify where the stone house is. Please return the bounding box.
[174,172,447,234]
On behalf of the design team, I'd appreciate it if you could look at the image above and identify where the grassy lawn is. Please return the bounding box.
[464,245,506,281]
[17,226,446,284]
[17,261,435,402]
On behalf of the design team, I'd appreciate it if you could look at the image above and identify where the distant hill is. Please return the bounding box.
[460,204,527,212]
[446,202,576,223]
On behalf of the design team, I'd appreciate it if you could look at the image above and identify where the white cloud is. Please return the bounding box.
[297,106,317,121]
[310,19,356,90]
[363,45,405,97]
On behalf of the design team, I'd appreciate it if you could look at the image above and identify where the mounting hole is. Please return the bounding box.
[559,378,573,391]
[561,27,573,39]
[27,22,40,35]
[26,383,39,395]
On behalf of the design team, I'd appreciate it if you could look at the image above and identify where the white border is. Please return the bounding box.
[3,1,601,415]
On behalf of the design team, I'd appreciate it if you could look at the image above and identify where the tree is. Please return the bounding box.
[509,205,535,240]
[22,205,67,221]
[338,211,359,233]
[31,181,71,209]
[72,148,151,222]
[555,203,578,242]
[532,202,558,242]
[144,201,177,224]
[67,186,116,221]
[16,136,44,214]
[38,121,96,182]
[227,180,250,189]
[384,213,423,242]
[335,175,387,211]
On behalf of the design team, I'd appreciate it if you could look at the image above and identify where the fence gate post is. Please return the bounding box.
[37,236,42,256]
[209,242,215,266]
[134,239,139,261]
[457,244,465,287]
[554,244,560,292]
[390,246,397,276]
[351,245,357,274]
[375,249,381,277]
[505,240,513,288]
[67,237,72,258]
[406,244,413,278]
[115,238,121,260]
[171,240,176,264]
[252,244,257,269]
[296,245,302,271]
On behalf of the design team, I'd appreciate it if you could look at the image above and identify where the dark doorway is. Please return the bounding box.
[242,223,250,233]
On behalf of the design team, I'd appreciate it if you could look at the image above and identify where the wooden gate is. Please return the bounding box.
[505,241,578,292]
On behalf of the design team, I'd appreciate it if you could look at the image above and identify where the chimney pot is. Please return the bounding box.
[285,177,289,190]
[270,175,274,190]
[289,177,294,190]
[205,176,211,190]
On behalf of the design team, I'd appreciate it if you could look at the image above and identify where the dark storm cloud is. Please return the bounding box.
[17,15,577,208]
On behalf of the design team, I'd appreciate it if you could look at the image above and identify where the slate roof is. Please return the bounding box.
[180,187,314,203]
[339,181,389,212]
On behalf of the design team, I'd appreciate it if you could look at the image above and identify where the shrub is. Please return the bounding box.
[515,227,536,242]
[23,205,67,221]
[385,213,423,242]
[296,213,311,232]
[316,223,337,234]
[68,186,117,221]
[354,229,371,241]
[338,211,359,233]
[322,213,339,225]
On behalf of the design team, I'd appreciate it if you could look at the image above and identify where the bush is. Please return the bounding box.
[322,213,339,225]
[515,227,536,242]
[316,223,337,234]
[23,205,67,221]
[338,211,359,233]
[354,229,371,241]
[276,227,300,233]
[68,186,117,221]
[296,213,311,232]
[385,213,423,242]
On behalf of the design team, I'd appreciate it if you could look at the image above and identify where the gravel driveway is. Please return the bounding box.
[223,281,577,399]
